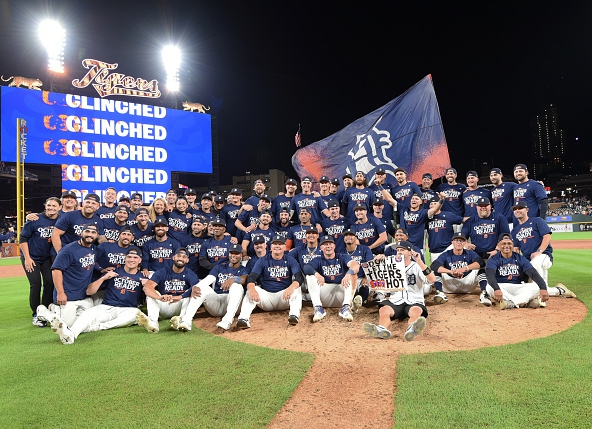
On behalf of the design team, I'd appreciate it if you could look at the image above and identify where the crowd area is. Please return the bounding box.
[17,163,577,345]
[548,196,592,216]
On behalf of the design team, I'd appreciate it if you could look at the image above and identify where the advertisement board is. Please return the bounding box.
[1,87,212,202]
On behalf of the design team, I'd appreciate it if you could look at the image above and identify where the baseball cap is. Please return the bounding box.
[286,178,297,185]
[61,190,77,199]
[376,167,387,174]
[466,170,478,178]
[498,233,513,242]
[342,228,356,236]
[252,235,266,244]
[192,215,206,225]
[271,235,286,244]
[259,208,272,216]
[184,188,196,195]
[119,225,133,234]
[327,199,339,208]
[126,246,142,256]
[395,240,412,250]
[395,227,409,235]
[211,218,226,227]
[394,167,406,174]
[452,232,467,241]
[301,176,313,183]
[373,198,384,206]
[174,247,189,256]
[342,173,353,180]
[260,194,271,202]
[512,201,528,210]
[166,188,177,195]
[279,207,290,213]
[135,207,149,216]
[476,197,491,206]
[228,243,242,254]
[489,167,502,175]
[81,223,99,232]
[319,176,330,183]
[330,178,340,186]
[230,188,242,195]
[115,205,129,213]
[201,193,212,200]
[119,196,131,203]
[320,235,334,244]
[356,171,366,177]
[513,163,528,171]
[353,204,367,211]
[214,195,225,203]
[84,193,100,203]
[422,173,433,180]
[428,196,440,204]
[304,226,319,234]
[131,193,143,200]
[154,216,168,226]
[253,179,264,185]
[445,168,457,174]
[299,207,311,214]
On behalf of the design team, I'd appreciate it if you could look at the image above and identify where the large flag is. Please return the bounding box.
[291,75,451,184]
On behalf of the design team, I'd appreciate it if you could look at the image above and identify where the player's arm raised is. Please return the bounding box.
[87,270,118,295]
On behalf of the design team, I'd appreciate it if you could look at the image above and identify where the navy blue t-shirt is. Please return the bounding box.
[52,241,97,301]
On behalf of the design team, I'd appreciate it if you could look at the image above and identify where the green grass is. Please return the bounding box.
[0,277,314,429]
[0,257,20,266]
[549,231,592,240]
[394,249,592,428]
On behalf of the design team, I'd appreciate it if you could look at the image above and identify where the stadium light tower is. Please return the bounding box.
[39,20,66,73]
[162,45,181,92]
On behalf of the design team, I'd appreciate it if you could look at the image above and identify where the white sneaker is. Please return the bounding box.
[312,306,326,322]
[362,322,392,339]
[50,317,74,345]
[32,315,46,328]
[479,291,492,306]
[556,283,577,298]
[352,295,363,313]
[404,316,427,341]
[36,305,53,323]
[170,316,181,331]
[338,304,353,322]
[500,299,516,310]
[434,291,448,304]
[216,320,232,331]
[178,320,192,332]
[136,310,159,333]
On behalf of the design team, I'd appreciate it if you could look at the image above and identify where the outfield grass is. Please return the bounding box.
[0,256,20,266]
[0,276,314,429]
[394,249,592,428]
[548,231,592,241]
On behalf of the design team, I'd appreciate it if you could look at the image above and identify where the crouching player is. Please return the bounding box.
[50,247,148,344]
[171,244,248,332]
[362,241,436,341]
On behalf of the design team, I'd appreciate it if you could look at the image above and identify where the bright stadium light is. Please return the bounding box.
[162,45,181,91]
[39,20,67,73]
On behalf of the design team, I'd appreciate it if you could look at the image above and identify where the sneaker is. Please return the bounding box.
[170,316,181,331]
[338,304,353,322]
[433,291,448,304]
[36,305,51,323]
[362,322,391,339]
[499,299,516,310]
[371,291,386,304]
[479,291,492,306]
[216,320,232,331]
[50,317,74,345]
[288,315,299,325]
[404,316,427,341]
[136,310,159,333]
[178,321,191,332]
[527,296,541,309]
[312,306,326,322]
[556,283,577,298]
[352,295,363,314]
[32,315,47,328]
[236,318,251,329]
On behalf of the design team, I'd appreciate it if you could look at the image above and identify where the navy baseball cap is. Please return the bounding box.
[466,170,478,178]
[299,207,311,214]
[252,235,266,244]
[214,195,225,203]
[356,171,366,176]
[184,188,196,195]
[395,227,409,235]
[394,167,406,174]
[253,179,264,185]
[174,247,189,256]
[376,167,387,174]
[230,188,242,195]
[301,176,313,183]
[395,240,412,250]
[422,173,433,180]
[61,190,77,199]
[228,244,241,253]
[342,228,356,236]
[135,207,149,216]
[260,194,271,202]
[154,216,168,226]
[373,198,384,205]
[286,178,297,185]
[126,246,142,256]
[192,216,206,224]
[476,197,491,205]
[118,196,130,203]
[342,173,353,180]
[512,201,528,210]
[201,193,212,200]
[327,199,339,208]
[331,178,340,185]
[81,223,99,232]
[211,218,226,227]
[513,163,528,171]
[490,168,502,175]
[279,207,290,213]
[259,209,272,216]
[304,226,319,234]
[115,205,129,213]
[84,193,100,203]
[319,176,330,183]
[498,233,513,242]
[445,168,457,174]
[119,225,133,234]
[320,235,334,245]
[353,204,367,211]
[271,235,286,244]
[452,232,467,241]
[131,193,143,200]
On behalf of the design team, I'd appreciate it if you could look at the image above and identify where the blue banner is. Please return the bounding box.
[292,75,450,184]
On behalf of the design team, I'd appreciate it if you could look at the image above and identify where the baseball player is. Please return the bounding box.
[171,244,248,331]
[436,168,466,219]
[49,247,148,344]
[362,240,436,341]
[129,207,154,248]
[513,163,548,220]
[486,233,549,309]
[102,205,130,242]
[37,223,99,327]
[462,171,492,220]
[96,187,118,220]
[489,167,516,226]
[286,208,319,249]
[244,179,270,207]
[236,235,304,328]
[289,177,327,226]
[430,233,486,304]
[303,235,360,322]
[95,225,134,273]
[369,167,396,222]
[220,188,243,237]
[241,209,275,258]
[342,228,374,305]
[141,216,181,278]
[419,173,438,209]
[181,216,209,278]
[343,171,376,223]
[350,204,387,254]
[167,197,192,242]
[198,218,235,274]
[270,178,298,222]
[136,248,197,333]
[320,200,351,253]
[426,195,464,264]
[390,167,422,214]
[235,195,272,235]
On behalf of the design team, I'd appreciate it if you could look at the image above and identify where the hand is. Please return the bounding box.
[540,289,549,302]
[242,204,253,212]
[282,286,294,300]
[24,257,36,273]
[221,278,234,291]
[493,290,503,303]
[315,273,325,286]
[230,236,238,244]
[373,254,385,262]
[56,291,68,306]
[249,288,260,304]
[103,271,118,280]
[191,286,202,298]
[142,269,150,278]
[530,252,542,260]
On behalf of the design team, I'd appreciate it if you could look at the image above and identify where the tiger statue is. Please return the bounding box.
[182,101,210,113]
[1,75,43,90]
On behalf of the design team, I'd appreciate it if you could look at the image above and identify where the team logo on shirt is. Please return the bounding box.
[498,263,520,280]
[514,188,528,199]
[150,247,173,262]
[168,217,187,230]
[491,188,504,200]
[473,224,495,237]
[79,253,95,269]
[107,252,126,266]
[113,276,140,293]
[268,264,289,281]
[37,226,54,239]
[321,263,342,280]
[515,227,533,243]
[442,189,461,199]
[403,211,420,223]
[429,219,446,231]
[207,246,228,261]
[163,279,187,293]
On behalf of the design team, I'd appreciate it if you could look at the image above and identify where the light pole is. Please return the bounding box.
[162,45,181,108]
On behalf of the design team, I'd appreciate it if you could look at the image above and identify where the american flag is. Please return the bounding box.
[295,124,301,148]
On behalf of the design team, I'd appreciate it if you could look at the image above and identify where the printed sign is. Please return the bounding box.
[361,255,407,292]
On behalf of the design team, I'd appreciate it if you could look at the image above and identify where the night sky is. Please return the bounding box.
[1,0,591,184]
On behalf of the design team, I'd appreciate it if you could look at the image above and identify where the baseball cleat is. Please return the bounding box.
[312,306,326,322]
[404,316,426,341]
[136,310,159,333]
[362,322,391,339]
[216,320,232,331]
[32,315,47,328]
[338,304,354,321]
[352,295,363,313]
[526,296,542,309]
[556,283,577,298]
[479,291,492,306]
[170,316,181,331]
[236,319,251,329]
[433,291,448,304]
[50,317,74,345]
[499,299,516,310]
[288,315,299,325]
[178,321,192,332]
[36,304,53,323]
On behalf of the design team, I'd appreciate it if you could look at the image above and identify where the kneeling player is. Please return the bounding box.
[362,241,435,341]
[50,247,147,344]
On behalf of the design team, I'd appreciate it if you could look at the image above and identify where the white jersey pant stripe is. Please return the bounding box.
[306,275,352,308]
[238,287,302,321]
